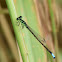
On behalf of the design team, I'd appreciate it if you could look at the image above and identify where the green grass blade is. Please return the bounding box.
[6,0,47,62]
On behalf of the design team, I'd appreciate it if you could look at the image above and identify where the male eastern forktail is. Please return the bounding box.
[17,16,55,59]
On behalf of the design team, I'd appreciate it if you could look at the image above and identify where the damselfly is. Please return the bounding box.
[17,16,55,59]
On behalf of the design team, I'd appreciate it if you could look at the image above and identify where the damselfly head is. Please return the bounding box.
[17,16,22,20]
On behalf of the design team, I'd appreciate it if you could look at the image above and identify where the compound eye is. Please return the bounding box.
[17,18,19,20]
[19,16,22,18]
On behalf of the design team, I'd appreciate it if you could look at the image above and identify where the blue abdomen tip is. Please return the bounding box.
[51,53,55,59]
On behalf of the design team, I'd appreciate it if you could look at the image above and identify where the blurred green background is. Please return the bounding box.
[0,0,62,62]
